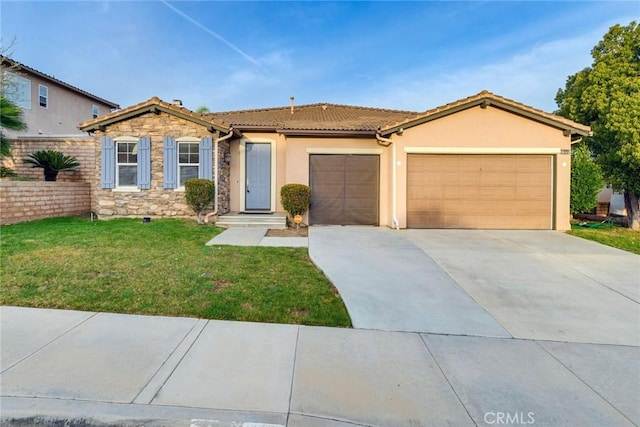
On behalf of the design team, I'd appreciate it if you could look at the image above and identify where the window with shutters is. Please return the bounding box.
[115,138,138,187]
[163,136,211,189]
[178,140,199,188]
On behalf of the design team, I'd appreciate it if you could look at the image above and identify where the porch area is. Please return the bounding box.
[214,212,287,229]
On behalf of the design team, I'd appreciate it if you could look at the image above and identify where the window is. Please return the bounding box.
[178,141,199,187]
[2,72,31,109]
[92,105,99,119]
[116,140,138,187]
[38,84,48,108]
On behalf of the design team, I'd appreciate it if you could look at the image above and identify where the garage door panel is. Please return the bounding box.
[407,154,552,229]
[310,155,379,225]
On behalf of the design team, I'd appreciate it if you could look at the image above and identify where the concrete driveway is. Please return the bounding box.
[309,227,640,346]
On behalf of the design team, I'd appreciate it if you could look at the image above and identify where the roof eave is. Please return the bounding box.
[380,98,591,137]
[278,129,376,137]
[2,57,119,108]
[79,104,229,134]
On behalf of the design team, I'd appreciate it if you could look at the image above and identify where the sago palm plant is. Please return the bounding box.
[23,150,80,181]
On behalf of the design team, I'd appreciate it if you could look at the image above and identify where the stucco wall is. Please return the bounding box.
[92,111,228,219]
[228,134,390,225]
[391,105,573,230]
[1,69,115,137]
[229,133,288,213]
[0,181,91,225]
[228,105,573,230]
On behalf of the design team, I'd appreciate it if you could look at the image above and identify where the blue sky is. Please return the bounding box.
[1,1,636,113]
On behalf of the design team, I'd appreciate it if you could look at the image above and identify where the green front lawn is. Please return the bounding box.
[568,223,640,255]
[0,217,351,327]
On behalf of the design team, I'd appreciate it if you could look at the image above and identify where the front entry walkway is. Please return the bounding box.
[206,228,308,247]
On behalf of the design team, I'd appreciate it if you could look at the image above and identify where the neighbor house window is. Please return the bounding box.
[116,139,138,187]
[178,140,199,187]
[38,84,48,108]
[2,72,31,109]
[92,104,99,118]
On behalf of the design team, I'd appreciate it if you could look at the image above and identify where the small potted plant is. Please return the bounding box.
[23,150,80,181]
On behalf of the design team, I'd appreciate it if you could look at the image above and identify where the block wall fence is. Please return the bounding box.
[0,181,91,225]
[1,137,95,224]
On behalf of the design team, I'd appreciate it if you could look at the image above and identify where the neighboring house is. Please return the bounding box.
[1,56,119,136]
[78,91,590,230]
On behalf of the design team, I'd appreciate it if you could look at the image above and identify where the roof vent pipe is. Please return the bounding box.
[290,96,295,114]
[172,99,183,106]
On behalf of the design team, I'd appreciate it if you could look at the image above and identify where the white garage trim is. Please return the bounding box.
[306,148,383,154]
[404,147,561,155]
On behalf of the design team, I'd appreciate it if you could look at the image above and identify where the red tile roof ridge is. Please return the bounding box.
[207,102,419,116]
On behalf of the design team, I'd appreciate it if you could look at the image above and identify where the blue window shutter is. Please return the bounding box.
[101,136,115,189]
[199,136,213,180]
[163,136,177,189]
[137,136,151,190]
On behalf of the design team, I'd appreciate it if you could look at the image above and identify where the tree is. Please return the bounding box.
[195,105,210,114]
[1,38,28,177]
[0,97,27,177]
[556,21,640,229]
[570,143,604,214]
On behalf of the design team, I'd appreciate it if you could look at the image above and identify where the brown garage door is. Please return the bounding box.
[309,154,379,225]
[407,154,552,229]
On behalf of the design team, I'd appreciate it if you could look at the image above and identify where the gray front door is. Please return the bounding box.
[245,143,271,210]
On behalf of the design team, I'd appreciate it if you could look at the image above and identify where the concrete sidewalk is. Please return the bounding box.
[1,306,637,426]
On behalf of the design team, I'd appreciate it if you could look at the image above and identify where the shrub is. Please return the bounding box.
[185,178,215,225]
[0,166,17,178]
[281,184,311,224]
[23,150,79,181]
[571,143,604,215]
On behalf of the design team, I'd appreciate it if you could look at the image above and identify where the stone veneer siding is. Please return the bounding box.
[93,111,230,218]
[0,181,91,225]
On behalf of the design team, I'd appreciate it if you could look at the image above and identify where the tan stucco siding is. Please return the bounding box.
[229,134,390,225]
[2,69,114,137]
[392,105,572,230]
[229,133,288,213]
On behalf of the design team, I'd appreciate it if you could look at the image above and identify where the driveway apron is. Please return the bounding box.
[308,226,510,336]
[403,229,640,346]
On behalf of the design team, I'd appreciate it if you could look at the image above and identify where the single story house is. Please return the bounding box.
[78,90,590,230]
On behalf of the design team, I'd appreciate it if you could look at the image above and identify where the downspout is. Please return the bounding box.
[206,128,234,223]
[376,133,400,230]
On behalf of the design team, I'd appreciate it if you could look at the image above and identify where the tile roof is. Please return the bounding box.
[78,91,590,137]
[1,56,119,108]
[380,90,591,136]
[205,103,420,132]
[78,97,229,133]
